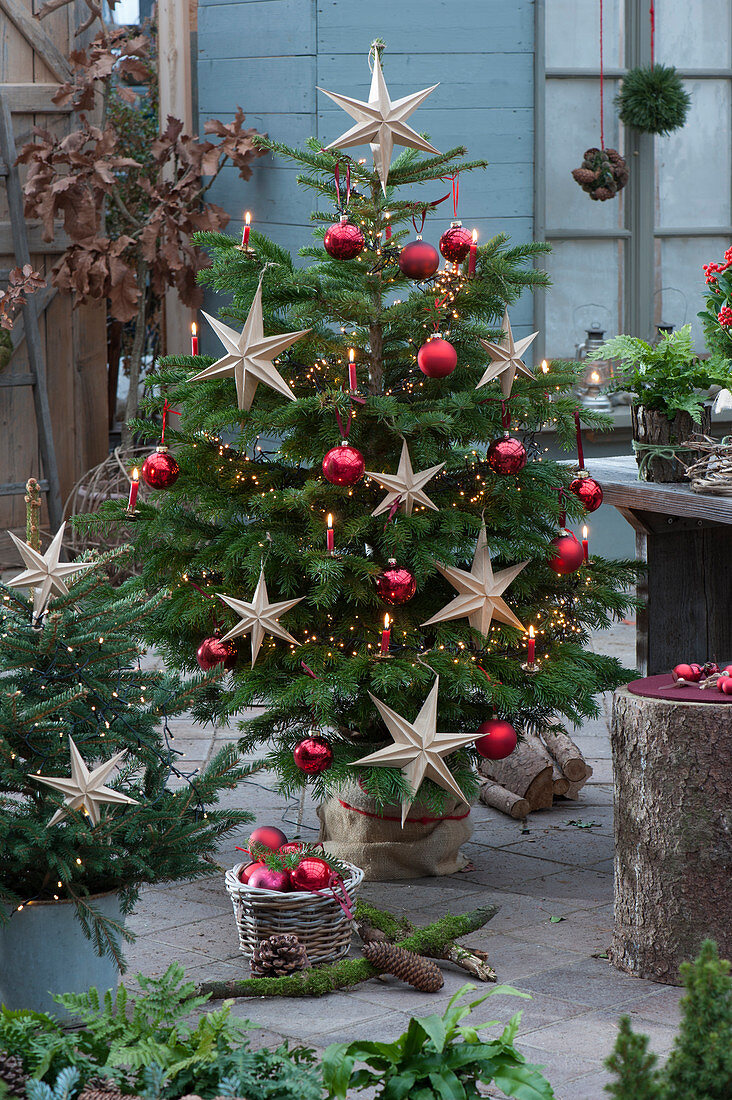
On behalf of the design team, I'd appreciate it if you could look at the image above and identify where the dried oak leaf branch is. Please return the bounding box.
[0,265,46,330]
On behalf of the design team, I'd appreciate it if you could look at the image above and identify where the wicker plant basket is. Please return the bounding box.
[225,861,364,966]
[684,435,732,496]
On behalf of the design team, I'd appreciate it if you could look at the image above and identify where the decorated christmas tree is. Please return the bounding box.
[0,492,252,964]
[102,44,638,828]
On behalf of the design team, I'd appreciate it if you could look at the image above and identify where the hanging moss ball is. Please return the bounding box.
[615,64,691,136]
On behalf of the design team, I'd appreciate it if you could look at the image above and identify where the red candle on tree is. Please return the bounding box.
[582,524,589,562]
[127,467,139,514]
[242,211,251,248]
[380,613,391,656]
[191,322,199,355]
[348,348,357,392]
[468,229,478,276]
[527,625,535,665]
[326,513,334,554]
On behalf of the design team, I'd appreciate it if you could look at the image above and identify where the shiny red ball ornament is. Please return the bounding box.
[196,633,236,672]
[718,676,732,695]
[548,532,585,575]
[569,474,604,513]
[672,663,703,683]
[324,215,365,260]
[439,220,472,263]
[475,719,518,760]
[141,446,180,490]
[322,441,365,486]
[248,825,288,852]
[487,435,527,475]
[723,665,732,677]
[293,736,334,775]
[398,238,440,279]
[247,866,290,892]
[290,856,334,892]
[279,842,304,854]
[375,559,417,605]
[417,334,457,378]
[238,861,263,884]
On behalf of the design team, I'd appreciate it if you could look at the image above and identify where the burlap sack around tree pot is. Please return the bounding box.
[317,779,473,880]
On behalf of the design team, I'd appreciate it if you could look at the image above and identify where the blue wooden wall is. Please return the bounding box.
[197,0,535,336]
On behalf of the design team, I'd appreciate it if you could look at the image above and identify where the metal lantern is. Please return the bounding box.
[575,323,613,412]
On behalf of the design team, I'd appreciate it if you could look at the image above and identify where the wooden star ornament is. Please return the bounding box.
[218,567,303,665]
[32,737,138,827]
[318,51,440,193]
[422,525,528,636]
[476,309,539,397]
[366,439,444,517]
[352,677,474,825]
[6,523,94,619]
[191,282,310,411]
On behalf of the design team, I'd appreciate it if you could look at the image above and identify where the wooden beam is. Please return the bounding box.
[0,0,73,83]
[0,83,70,113]
[8,285,58,352]
[0,480,49,496]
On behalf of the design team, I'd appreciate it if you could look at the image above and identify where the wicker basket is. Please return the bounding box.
[225,861,364,966]
[684,435,732,496]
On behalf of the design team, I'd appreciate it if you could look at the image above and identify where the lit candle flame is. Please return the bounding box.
[529,625,534,638]
[471,228,478,243]
[590,370,600,383]
[349,348,355,363]
[191,322,197,336]
[582,524,588,539]
[541,359,549,373]
[327,513,333,529]
[384,613,390,629]
[132,467,139,482]
[245,211,251,226]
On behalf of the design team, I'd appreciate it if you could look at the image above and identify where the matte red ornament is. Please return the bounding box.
[290,856,334,892]
[417,334,457,378]
[141,446,180,489]
[719,676,732,695]
[569,474,604,512]
[248,825,288,852]
[196,632,236,671]
[375,560,417,605]
[324,215,365,260]
[439,221,472,263]
[723,665,732,677]
[322,441,365,486]
[238,861,263,884]
[474,719,518,760]
[293,736,334,775]
[487,435,527,475]
[398,238,440,279]
[247,866,291,891]
[548,532,585,575]
[672,663,703,683]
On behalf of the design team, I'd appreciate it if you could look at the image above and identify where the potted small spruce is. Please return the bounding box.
[0,487,253,1017]
[588,324,732,482]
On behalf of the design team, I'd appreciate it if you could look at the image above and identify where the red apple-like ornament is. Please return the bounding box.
[293,736,334,775]
[238,861,263,884]
[322,441,365,486]
[548,532,585,575]
[474,719,518,760]
[398,238,440,279]
[672,663,703,683]
[439,220,472,263]
[718,676,732,695]
[324,215,365,260]
[196,632,236,671]
[248,825,288,851]
[375,560,417,605]
[417,334,457,378]
[141,446,180,489]
[247,866,290,892]
[290,856,334,892]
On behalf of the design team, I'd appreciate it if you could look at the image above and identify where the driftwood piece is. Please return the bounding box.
[541,727,589,783]
[478,779,530,819]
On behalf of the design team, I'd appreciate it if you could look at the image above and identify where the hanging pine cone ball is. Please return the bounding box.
[251,933,310,977]
[362,941,444,992]
[0,1053,27,1098]
[572,147,628,201]
[615,64,691,135]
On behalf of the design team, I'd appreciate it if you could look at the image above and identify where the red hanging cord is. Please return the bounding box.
[412,206,427,235]
[441,173,460,217]
[599,0,605,149]
[160,399,180,446]
[649,1,655,66]
[574,410,586,469]
[334,406,353,439]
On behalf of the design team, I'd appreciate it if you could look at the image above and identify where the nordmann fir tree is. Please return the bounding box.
[0,526,253,966]
[106,45,638,820]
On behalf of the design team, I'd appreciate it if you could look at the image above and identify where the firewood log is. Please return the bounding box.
[478,779,530,819]
[540,727,589,782]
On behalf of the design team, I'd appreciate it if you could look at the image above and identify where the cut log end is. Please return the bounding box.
[479,779,530,819]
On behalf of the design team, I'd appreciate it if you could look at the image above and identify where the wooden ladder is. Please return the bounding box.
[0,89,62,529]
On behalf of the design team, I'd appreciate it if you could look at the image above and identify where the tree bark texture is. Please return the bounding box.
[611,687,732,984]
[631,404,712,483]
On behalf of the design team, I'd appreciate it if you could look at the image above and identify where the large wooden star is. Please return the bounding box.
[191,282,310,411]
[352,677,474,825]
[318,52,440,193]
[218,567,303,665]
[6,523,94,619]
[476,309,539,397]
[422,525,528,636]
[32,737,138,827]
[366,439,444,517]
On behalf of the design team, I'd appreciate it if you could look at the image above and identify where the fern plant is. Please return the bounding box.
[588,325,732,421]
[24,1067,80,1100]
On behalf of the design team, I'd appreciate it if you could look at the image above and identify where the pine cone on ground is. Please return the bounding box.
[0,1053,28,1098]
[251,933,310,977]
[78,1079,128,1100]
[362,942,444,992]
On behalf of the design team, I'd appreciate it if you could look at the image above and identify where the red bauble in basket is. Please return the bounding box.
[248,825,288,851]
[238,861,263,884]
[398,238,440,279]
[375,560,416,605]
[293,736,334,775]
[548,532,585,575]
[141,446,180,489]
[418,334,457,378]
[290,856,334,892]
[487,435,527,475]
[439,221,472,263]
[474,719,518,760]
[569,474,604,512]
[196,632,236,671]
[322,441,365,486]
[324,215,365,260]
[247,866,290,892]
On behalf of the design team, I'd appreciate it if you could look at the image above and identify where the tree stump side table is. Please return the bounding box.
[611,686,732,984]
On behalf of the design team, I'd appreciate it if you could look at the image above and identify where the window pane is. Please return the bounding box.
[657,237,730,351]
[546,0,624,68]
[656,0,731,69]
[544,240,622,358]
[656,81,731,229]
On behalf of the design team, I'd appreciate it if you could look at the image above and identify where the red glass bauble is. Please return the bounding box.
[718,676,732,695]
[474,719,518,760]
[703,662,719,676]
[141,446,180,490]
[238,861,263,884]
[247,866,290,892]
[672,663,703,683]
[324,215,365,260]
[487,435,527,475]
[290,856,333,892]
[417,335,457,378]
[279,842,304,854]
[375,560,417,605]
[293,736,334,775]
[723,665,732,677]
[548,533,585,575]
[196,633,236,671]
[322,441,365,486]
[398,238,440,279]
[439,221,472,263]
[248,825,288,852]
[569,474,604,513]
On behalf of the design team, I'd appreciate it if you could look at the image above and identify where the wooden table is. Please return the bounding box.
[586,456,732,675]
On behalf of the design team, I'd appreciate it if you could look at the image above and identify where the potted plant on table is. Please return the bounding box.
[587,324,732,482]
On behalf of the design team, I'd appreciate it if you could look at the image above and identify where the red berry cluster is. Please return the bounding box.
[718,306,732,327]
[703,246,732,285]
